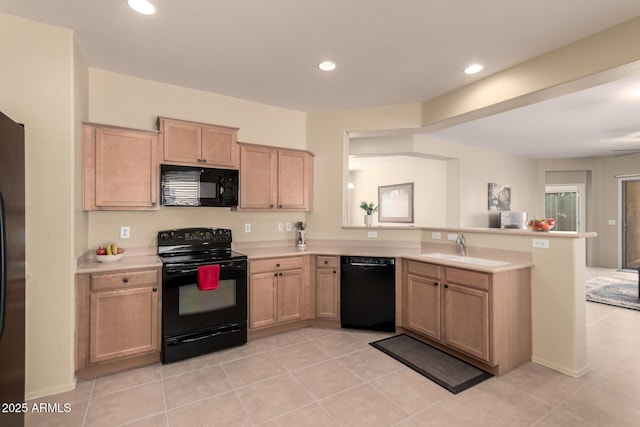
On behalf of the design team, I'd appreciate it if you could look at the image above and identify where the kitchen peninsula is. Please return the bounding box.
[237,227,595,378]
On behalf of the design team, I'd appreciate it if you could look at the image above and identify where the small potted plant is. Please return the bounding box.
[295,221,307,248]
[359,201,378,227]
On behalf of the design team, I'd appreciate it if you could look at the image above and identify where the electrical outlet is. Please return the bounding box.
[447,233,457,241]
[244,223,251,233]
[278,223,284,232]
[368,231,378,238]
[120,226,130,239]
[286,222,292,231]
[432,232,441,240]
[532,238,549,249]
[608,219,616,225]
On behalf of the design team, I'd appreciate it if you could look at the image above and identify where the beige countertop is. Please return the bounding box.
[235,242,533,274]
[76,247,161,274]
[76,241,533,274]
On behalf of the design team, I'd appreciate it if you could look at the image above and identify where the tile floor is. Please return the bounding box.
[26,267,640,427]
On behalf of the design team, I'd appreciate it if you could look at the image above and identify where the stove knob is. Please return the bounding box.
[159,232,169,241]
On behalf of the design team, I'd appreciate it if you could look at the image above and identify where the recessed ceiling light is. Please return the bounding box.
[464,64,484,75]
[127,0,156,15]
[318,61,336,71]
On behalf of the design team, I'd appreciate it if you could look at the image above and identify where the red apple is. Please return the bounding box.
[117,247,125,254]
[96,247,107,255]
[546,218,556,227]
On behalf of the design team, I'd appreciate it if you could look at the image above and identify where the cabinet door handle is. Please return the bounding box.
[276,263,280,267]
[324,260,328,264]
[279,272,283,276]
[279,204,283,208]
[434,281,439,286]
[274,273,278,277]
[270,204,274,208]
[197,158,202,163]
[202,159,207,163]
[152,288,158,292]
[333,270,336,274]
[122,277,129,283]
[151,201,157,206]
[444,284,448,288]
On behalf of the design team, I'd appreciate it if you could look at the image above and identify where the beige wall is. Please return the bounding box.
[412,135,538,228]
[348,156,447,227]
[0,13,78,399]
[306,104,424,243]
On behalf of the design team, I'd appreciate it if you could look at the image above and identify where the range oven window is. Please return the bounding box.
[178,280,237,316]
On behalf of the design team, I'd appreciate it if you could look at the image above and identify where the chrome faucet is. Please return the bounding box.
[455,233,467,256]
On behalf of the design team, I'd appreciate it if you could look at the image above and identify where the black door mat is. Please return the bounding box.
[370,334,493,394]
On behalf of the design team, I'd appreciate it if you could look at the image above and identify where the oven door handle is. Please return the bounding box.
[173,328,243,344]
[167,268,199,275]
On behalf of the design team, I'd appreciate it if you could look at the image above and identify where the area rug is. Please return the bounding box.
[586,276,640,311]
[370,334,492,394]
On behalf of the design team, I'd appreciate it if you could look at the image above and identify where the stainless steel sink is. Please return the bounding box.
[419,253,510,267]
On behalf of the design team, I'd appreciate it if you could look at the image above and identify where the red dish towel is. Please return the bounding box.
[197,264,220,291]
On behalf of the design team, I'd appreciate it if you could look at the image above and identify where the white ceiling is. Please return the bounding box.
[428,74,640,159]
[2,1,640,158]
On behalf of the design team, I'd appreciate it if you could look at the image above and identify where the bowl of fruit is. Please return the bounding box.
[95,243,125,262]
[527,218,556,232]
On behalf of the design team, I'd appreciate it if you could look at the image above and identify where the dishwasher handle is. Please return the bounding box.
[346,262,392,267]
[341,256,395,267]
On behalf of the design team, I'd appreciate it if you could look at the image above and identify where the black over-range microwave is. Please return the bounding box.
[160,164,239,207]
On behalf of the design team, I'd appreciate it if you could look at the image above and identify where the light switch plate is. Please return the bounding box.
[278,223,284,232]
[368,231,378,238]
[286,222,292,231]
[608,219,616,225]
[120,226,130,239]
[432,232,441,240]
[447,233,457,241]
[532,238,549,249]
[244,223,251,233]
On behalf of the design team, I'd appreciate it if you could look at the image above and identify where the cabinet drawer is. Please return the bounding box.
[407,260,441,279]
[250,256,303,274]
[445,267,489,291]
[91,269,158,292]
[316,256,338,268]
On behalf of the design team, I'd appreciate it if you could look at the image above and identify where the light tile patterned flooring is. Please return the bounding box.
[27,267,640,426]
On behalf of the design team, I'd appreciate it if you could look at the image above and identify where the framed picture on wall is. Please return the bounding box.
[488,182,511,211]
[378,182,414,223]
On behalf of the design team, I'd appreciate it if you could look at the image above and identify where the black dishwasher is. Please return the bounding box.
[340,256,396,332]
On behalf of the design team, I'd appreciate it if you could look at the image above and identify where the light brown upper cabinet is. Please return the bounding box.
[238,142,314,211]
[83,123,160,211]
[159,117,239,169]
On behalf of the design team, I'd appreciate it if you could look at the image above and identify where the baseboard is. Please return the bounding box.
[531,355,590,378]
[26,380,76,401]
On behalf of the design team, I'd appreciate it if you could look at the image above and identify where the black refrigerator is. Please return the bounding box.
[0,111,26,427]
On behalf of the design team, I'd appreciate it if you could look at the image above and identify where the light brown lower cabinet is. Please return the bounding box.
[76,268,161,378]
[404,260,531,375]
[249,257,304,329]
[315,256,339,319]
